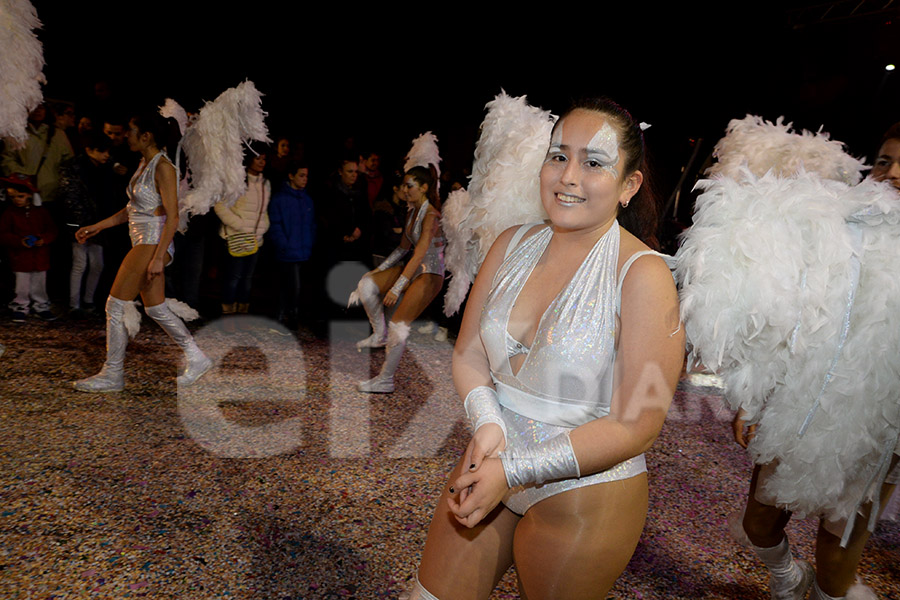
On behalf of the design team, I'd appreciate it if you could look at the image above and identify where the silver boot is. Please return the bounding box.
[73,296,128,392]
[358,321,409,393]
[145,303,212,387]
[354,275,387,350]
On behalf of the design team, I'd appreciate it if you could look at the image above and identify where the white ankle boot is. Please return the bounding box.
[358,322,409,393]
[145,303,212,386]
[73,296,128,392]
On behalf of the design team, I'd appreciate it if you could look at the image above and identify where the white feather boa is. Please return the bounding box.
[708,115,865,184]
[676,170,900,526]
[441,92,554,316]
[178,81,270,227]
[0,0,44,144]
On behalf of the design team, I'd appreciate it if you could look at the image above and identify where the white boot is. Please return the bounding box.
[358,321,409,393]
[398,573,439,600]
[751,537,815,600]
[73,296,128,392]
[354,275,387,350]
[145,303,212,387]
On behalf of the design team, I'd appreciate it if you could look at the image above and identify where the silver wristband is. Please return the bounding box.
[464,386,507,442]
[389,275,410,296]
[500,431,581,488]
[376,247,408,272]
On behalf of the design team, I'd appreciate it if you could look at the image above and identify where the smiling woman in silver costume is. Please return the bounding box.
[401,98,684,600]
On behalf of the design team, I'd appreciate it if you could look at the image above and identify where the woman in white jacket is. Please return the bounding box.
[214,152,270,317]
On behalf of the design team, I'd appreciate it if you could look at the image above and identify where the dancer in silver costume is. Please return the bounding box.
[352,165,445,393]
[73,111,211,392]
[402,99,684,599]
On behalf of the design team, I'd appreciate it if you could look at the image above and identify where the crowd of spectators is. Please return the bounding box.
[0,87,468,337]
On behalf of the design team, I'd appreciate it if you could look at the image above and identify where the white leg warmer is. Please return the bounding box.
[398,574,439,600]
[810,580,843,600]
[845,581,877,600]
[355,275,387,350]
[751,537,815,600]
[358,321,409,393]
[73,296,128,392]
[145,302,212,386]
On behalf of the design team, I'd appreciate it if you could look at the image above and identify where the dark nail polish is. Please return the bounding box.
[469,464,476,470]
[449,486,455,494]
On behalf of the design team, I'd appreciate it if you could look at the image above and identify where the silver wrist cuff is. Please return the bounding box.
[464,386,507,441]
[376,247,408,272]
[500,431,581,488]
[389,275,410,296]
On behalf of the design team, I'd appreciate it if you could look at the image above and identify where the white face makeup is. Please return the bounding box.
[547,120,621,180]
[586,122,620,178]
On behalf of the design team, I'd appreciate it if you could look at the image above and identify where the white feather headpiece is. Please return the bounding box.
[404,132,441,180]
[442,91,555,316]
[0,0,45,144]
[708,115,865,185]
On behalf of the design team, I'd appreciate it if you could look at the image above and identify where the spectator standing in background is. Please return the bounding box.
[267,161,315,329]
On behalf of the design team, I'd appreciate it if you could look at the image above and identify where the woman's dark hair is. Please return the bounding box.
[881,122,900,145]
[553,97,661,249]
[131,110,181,158]
[406,164,441,209]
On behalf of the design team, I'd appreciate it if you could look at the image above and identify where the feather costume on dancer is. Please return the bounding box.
[676,116,900,545]
[177,81,270,228]
[0,0,44,145]
[441,92,554,316]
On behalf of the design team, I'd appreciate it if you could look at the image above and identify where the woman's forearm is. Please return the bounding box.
[98,207,128,230]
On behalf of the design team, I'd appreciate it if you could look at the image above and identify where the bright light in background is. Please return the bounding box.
[887,64,896,71]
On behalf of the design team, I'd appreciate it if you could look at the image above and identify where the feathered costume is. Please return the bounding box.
[675,116,900,546]
[441,92,555,316]
[174,80,270,230]
[0,0,44,145]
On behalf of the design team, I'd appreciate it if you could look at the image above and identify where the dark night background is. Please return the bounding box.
[29,1,900,221]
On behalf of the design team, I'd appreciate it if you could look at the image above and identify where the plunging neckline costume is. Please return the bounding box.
[126,151,174,261]
[480,222,656,514]
[403,201,444,278]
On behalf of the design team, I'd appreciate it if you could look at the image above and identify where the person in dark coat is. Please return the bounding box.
[58,130,118,316]
[267,161,315,328]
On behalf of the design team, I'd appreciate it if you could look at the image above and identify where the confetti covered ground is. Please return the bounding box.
[1,315,897,599]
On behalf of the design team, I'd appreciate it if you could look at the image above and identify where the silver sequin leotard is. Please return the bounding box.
[404,201,444,278]
[480,222,650,514]
[126,152,174,260]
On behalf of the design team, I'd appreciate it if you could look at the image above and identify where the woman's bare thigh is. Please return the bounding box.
[391,274,443,324]
[110,245,156,301]
[513,473,649,600]
[368,266,402,295]
[417,454,520,600]
[110,245,170,305]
